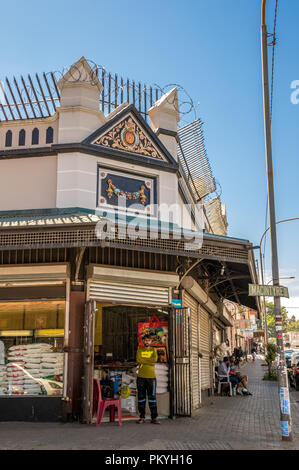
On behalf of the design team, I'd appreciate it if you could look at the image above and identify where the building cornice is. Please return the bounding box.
[0,113,59,128]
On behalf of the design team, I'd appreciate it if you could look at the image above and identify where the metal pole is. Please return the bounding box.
[259,218,299,345]
[261,0,293,441]
[259,246,269,344]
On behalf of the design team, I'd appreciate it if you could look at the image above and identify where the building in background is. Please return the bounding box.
[284,331,299,349]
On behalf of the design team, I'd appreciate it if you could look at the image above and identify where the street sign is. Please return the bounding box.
[249,284,289,298]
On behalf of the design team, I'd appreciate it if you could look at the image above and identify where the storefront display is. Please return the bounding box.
[0,301,65,397]
[137,315,168,348]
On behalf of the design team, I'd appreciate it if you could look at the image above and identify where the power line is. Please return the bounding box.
[270,0,279,121]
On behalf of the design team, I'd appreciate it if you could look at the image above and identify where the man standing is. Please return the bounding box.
[136,334,160,424]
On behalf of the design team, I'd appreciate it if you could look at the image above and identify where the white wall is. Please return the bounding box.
[0,118,58,150]
[0,156,57,210]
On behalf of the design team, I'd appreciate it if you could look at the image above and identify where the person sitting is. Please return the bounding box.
[229,356,252,396]
[218,357,234,396]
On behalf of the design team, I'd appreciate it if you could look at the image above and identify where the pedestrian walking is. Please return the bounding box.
[136,334,160,424]
[251,343,257,362]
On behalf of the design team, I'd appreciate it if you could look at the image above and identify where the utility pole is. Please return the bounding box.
[258,245,269,345]
[261,0,293,441]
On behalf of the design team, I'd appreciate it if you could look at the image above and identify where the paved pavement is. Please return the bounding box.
[1,360,299,450]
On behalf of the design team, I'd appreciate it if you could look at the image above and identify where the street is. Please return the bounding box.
[0,360,299,450]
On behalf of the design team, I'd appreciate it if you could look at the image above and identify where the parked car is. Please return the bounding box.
[285,349,294,369]
[288,351,299,391]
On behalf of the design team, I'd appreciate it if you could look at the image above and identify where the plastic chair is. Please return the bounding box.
[93,378,122,426]
[217,374,232,396]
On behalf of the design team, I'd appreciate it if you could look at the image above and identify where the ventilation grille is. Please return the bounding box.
[0,228,249,263]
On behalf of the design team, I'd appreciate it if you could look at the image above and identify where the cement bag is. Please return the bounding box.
[121,396,136,413]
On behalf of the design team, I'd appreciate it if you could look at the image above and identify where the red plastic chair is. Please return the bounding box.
[93,378,122,426]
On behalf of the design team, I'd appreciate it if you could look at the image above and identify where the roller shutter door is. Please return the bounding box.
[199,305,211,390]
[88,280,170,306]
[183,291,200,410]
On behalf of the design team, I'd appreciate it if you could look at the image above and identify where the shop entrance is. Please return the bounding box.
[87,304,170,423]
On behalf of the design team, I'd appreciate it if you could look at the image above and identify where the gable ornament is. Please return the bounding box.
[93,116,163,160]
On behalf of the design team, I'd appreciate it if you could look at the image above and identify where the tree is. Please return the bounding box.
[287,321,299,332]
[264,343,277,380]
[265,302,299,336]
[266,302,289,337]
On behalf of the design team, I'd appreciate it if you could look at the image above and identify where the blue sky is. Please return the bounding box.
[1,0,299,315]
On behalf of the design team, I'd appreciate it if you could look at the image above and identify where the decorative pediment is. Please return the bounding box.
[91,113,166,161]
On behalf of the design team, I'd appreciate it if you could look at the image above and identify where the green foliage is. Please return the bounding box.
[265,301,299,337]
[263,371,278,381]
[265,343,277,364]
[287,321,299,331]
[265,343,277,377]
[266,302,289,338]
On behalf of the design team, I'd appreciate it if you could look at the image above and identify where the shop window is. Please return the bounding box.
[18,129,26,146]
[0,301,65,397]
[31,128,39,145]
[46,127,54,144]
[5,130,12,147]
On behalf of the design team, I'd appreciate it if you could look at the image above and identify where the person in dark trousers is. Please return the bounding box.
[136,334,160,424]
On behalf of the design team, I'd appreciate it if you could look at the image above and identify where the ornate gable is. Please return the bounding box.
[91,113,166,161]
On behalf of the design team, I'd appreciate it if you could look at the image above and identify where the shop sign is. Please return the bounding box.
[244,329,254,338]
[249,284,289,298]
[172,299,182,309]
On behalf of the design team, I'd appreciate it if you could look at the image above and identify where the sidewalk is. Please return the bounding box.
[0,360,299,450]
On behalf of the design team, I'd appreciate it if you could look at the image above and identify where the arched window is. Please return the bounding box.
[32,128,39,145]
[46,127,54,144]
[19,129,26,146]
[5,130,12,147]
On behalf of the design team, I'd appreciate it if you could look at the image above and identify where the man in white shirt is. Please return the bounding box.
[218,357,230,378]
[218,356,239,396]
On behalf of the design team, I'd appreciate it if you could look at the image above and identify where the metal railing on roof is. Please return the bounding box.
[204,197,228,236]
[0,68,162,122]
[177,119,216,201]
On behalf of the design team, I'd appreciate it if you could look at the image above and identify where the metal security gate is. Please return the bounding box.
[88,280,170,306]
[82,300,96,424]
[183,292,200,410]
[170,308,192,417]
[199,305,211,391]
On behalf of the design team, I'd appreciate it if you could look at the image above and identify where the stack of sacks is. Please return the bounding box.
[155,363,169,394]
[121,372,137,413]
[40,352,64,378]
[22,343,52,395]
[0,364,7,395]
[6,345,27,395]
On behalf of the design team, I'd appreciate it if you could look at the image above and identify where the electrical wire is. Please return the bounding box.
[270,0,279,122]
